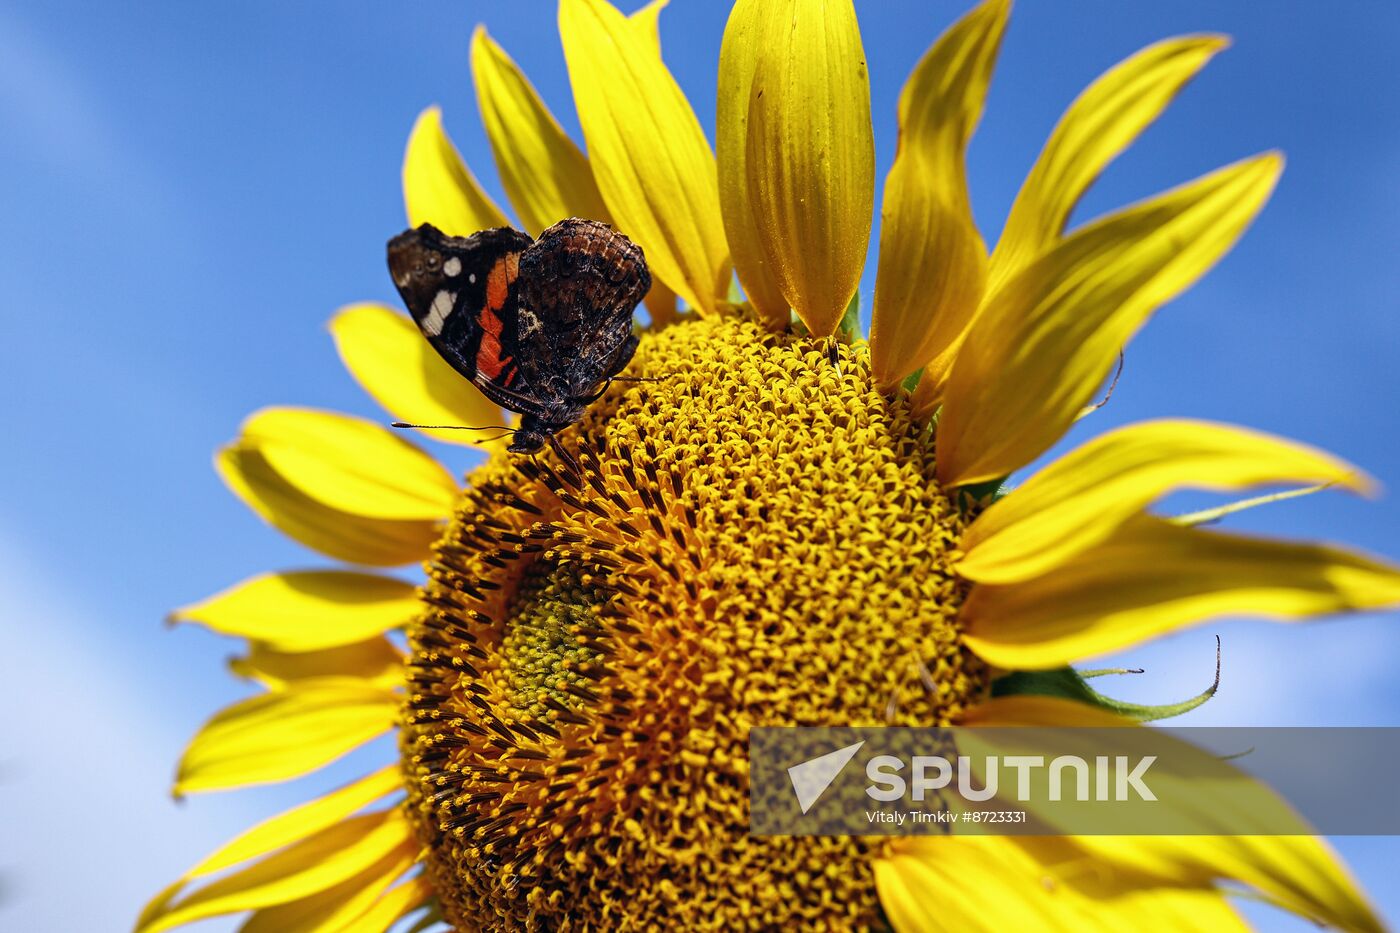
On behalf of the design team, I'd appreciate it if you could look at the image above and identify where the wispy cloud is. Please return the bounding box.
[0,530,248,931]
[0,4,177,231]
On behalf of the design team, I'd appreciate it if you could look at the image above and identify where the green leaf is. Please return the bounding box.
[990,637,1221,722]
[958,474,1008,509]
[991,666,1101,704]
[1080,666,1146,678]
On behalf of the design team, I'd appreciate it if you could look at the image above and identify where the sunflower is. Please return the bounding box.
[141,0,1399,930]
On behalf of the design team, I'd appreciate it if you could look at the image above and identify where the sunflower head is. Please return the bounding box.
[404,314,985,927]
[143,1,1399,931]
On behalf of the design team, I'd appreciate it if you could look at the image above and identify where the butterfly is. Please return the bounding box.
[387,217,651,454]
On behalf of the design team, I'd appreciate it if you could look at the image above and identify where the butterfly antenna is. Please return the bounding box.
[611,374,670,384]
[390,422,522,446]
[390,421,512,432]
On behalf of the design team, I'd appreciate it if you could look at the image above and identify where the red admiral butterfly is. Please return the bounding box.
[387,218,651,453]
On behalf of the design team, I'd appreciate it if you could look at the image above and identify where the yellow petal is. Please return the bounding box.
[330,303,504,447]
[172,571,417,652]
[1122,890,1247,931]
[340,875,435,933]
[134,881,185,933]
[715,0,789,327]
[240,845,417,933]
[470,27,611,238]
[873,829,1248,924]
[961,698,1306,839]
[232,638,405,690]
[617,5,674,345]
[718,0,875,335]
[175,681,399,794]
[216,444,439,566]
[1081,836,1378,933]
[868,0,1007,390]
[560,0,730,316]
[136,809,411,933]
[874,836,1060,931]
[988,36,1228,294]
[240,407,457,521]
[1006,838,1249,932]
[958,419,1371,584]
[962,697,1381,932]
[961,514,1400,669]
[470,7,687,336]
[628,0,669,56]
[187,766,403,878]
[937,153,1283,486]
[402,106,509,235]
[876,835,1247,932]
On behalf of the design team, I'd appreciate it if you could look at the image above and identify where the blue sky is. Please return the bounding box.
[1,1,1397,930]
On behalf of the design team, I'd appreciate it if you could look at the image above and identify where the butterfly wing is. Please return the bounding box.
[514,218,651,406]
[386,223,553,418]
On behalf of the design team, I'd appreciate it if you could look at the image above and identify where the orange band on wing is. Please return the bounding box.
[476,331,513,380]
[485,254,516,313]
[478,303,504,336]
[478,254,517,333]
[476,254,519,380]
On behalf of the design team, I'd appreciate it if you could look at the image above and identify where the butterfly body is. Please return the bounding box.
[387,218,650,453]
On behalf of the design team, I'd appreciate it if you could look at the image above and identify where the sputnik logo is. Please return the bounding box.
[786,741,866,814]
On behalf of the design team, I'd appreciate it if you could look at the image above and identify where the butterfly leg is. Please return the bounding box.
[577,336,637,403]
[546,431,585,481]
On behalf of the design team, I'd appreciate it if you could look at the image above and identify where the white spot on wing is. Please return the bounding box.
[443,257,462,277]
[422,290,456,336]
[468,272,477,284]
